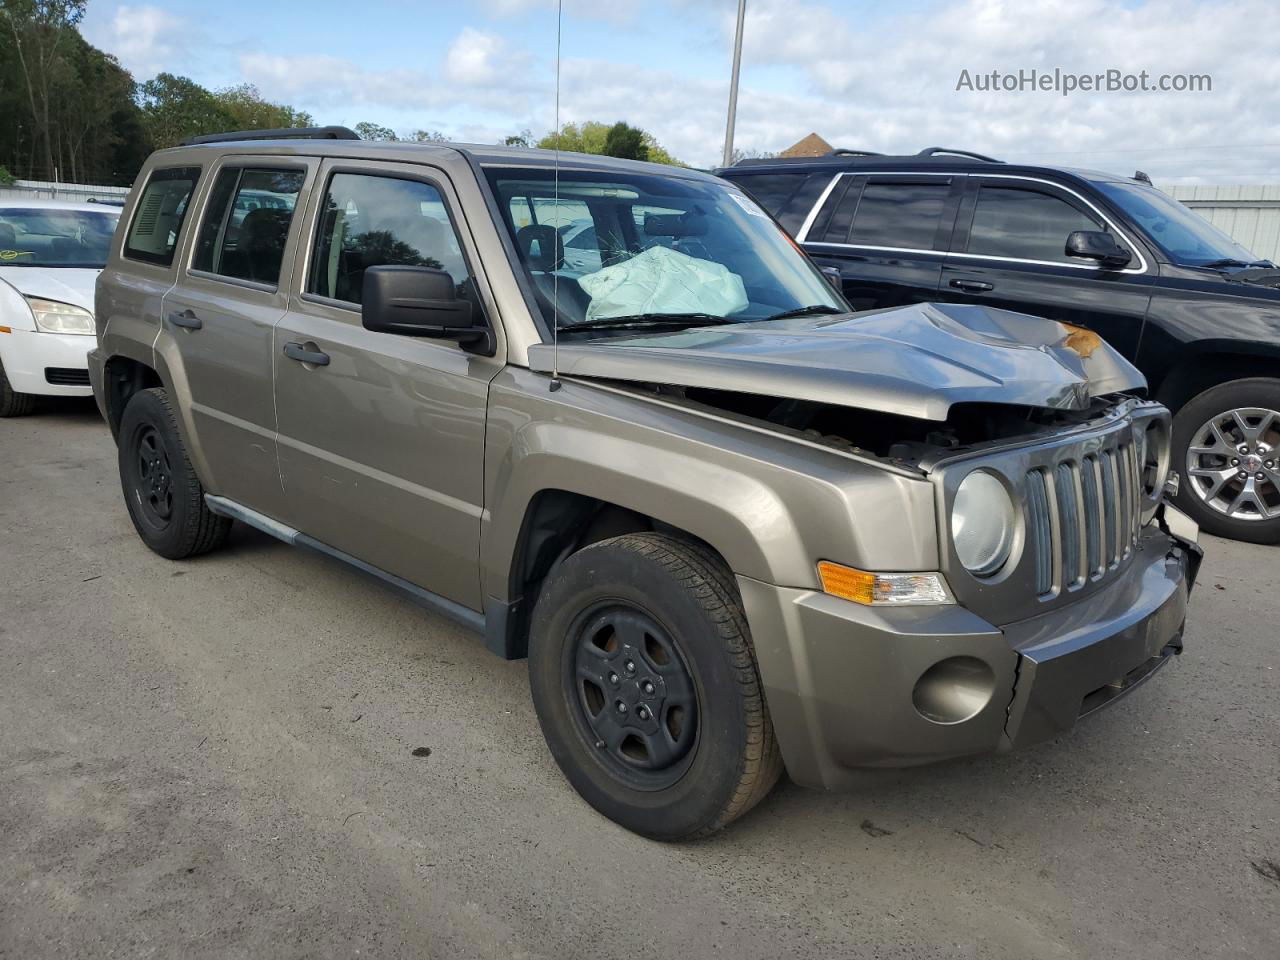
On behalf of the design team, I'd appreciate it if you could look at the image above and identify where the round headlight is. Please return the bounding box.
[952,471,1016,576]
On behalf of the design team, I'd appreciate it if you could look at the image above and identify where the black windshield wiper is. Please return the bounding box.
[561,313,739,333]
[1198,258,1272,269]
[763,304,845,322]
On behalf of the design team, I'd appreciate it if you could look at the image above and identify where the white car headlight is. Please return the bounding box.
[26,297,95,335]
[952,470,1016,576]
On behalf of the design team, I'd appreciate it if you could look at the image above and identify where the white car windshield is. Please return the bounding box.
[486,166,844,334]
[0,207,120,269]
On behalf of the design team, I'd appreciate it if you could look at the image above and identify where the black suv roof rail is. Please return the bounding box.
[828,148,884,157]
[916,147,1003,162]
[181,126,362,146]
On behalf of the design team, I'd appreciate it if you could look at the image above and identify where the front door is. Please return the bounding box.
[938,177,1156,360]
[273,160,503,609]
[159,158,315,519]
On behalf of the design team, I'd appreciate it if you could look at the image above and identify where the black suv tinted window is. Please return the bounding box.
[730,173,808,219]
[193,168,305,285]
[308,173,474,307]
[123,166,200,266]
[818,180,950,249]
[967,186,1104,264]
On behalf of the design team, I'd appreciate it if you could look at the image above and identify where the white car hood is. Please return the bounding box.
[0,266,99,313]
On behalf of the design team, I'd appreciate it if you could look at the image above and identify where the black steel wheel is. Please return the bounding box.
[566,601,699,790]
[528,533,782,840]
[118,387,231,559]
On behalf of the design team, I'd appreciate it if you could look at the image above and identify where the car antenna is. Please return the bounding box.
[549,0,563,393]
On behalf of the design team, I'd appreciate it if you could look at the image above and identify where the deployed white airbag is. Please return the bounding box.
[577,246,748,322]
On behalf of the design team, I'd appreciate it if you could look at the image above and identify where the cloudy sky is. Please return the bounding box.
[82,0,1280,181]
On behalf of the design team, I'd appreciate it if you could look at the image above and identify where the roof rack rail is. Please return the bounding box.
[1132,170,1153,185]
[181,126,361,146]
[916,147,1002,163]
[828,148,884,157]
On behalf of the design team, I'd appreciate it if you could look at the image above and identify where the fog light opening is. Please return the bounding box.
[911,656,997,725]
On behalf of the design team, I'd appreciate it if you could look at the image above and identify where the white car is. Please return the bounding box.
[0,199,121,416]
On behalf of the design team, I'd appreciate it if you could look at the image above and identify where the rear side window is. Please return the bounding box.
[192,167,306,285]
[728,173,808,219]
[123,166,201,266]
[307,172,475,307]
[813,179,950,249]
[967,186,1105,264]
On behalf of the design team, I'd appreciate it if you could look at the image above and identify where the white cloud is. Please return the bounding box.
[83,4,189,79]
[234,0,1280,179]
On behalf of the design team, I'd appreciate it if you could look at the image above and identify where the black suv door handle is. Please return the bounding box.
[168,309,202,329]
[282,341,330,367]
[949,278,994,293]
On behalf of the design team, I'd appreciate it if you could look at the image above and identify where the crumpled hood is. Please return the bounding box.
[0,266,98,313]
[528,301,1147,421]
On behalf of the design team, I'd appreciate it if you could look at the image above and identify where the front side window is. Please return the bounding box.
[1095,180,1262,267]
[0,207,119,268]
[124,166,200,266]
[485,167,843,333]
[967,186,1108,264]
[192,167,305,285]
[307,173,475,307]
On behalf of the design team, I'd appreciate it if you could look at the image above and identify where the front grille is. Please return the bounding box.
[1026,435,1142,598]
[45,367,90,386]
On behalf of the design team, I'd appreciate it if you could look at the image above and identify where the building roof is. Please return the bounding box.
[780,133,834,158]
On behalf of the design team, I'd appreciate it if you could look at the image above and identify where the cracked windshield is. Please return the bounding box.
[486,168,844,334]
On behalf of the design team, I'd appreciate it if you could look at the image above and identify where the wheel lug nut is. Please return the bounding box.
[608,672,619,685]
[1231,458,1240,466]
[1238,471,1248,479]
[624,660,636,674]
[615,700,627,714]
[1257,473,1265,481]
[642,681,655,695]
[637,706,650,721]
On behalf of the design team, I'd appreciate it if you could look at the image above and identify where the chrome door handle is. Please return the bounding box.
[282,341,330,367]
[949,279,994,293]
[168,309,202,329]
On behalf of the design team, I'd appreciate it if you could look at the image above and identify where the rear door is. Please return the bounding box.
[272,159,504,609]
[157,157,316,520]
[938,176,1155,359]
[798,174,959,311]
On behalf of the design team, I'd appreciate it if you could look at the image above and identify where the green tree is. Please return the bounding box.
[138,73,235,150]
[537,120,681,166]
[503,129,532,148]
[354,121,397,141]
[602,121,648,162]
[214,83,313,130]
[1,0,87,179]
[408,129,447,143]
[0,164,15,185]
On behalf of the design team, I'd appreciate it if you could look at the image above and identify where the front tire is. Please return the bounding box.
[118,387,231,559]
[1173,377,1280,544]
[0,358,36,417]
[528,533,782,840]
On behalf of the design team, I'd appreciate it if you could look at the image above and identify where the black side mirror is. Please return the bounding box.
[1065,230,1133,269]
[361,265,492,352]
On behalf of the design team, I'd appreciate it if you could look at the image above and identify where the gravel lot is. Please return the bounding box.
[2,399,1278,960]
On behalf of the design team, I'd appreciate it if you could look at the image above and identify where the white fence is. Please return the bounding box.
[0,178,131,205]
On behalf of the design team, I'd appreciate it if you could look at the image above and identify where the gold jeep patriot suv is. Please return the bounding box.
[91,127,1202,839]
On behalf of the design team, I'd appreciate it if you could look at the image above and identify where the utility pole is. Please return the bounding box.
[722,0,746,168]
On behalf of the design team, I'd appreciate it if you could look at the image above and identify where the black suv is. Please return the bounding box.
[718,147,1280,544]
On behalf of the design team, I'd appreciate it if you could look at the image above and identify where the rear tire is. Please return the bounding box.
[0,358,36,417]
[118,387,231,559]
[1172,377,1280,544]
[528,533,782,840]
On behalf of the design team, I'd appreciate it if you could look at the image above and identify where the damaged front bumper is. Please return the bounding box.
[738,503,1202,791]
